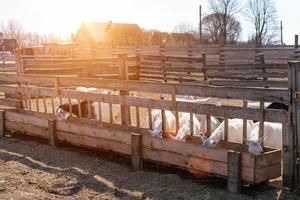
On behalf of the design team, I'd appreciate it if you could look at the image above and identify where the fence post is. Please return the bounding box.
[202,53,208,81]
[14,49,22,75]
[2,45,5,65]
[119,54,131,125]
[135,46,140,80]
[219,48,225,65]
[187,45,193,79]
[295,35,300,59]
[284,61,300,189]
[160,45,167,82]
[259,53,268,87]
[0,110,5,138]
[12,49,22,103]
[131,133,143,171]
[48,119,57,146]
[259,53,265,65]
[227,151,241,194]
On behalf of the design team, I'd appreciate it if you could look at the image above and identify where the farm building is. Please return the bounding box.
[74,21,144,46]
[0,38,19,52]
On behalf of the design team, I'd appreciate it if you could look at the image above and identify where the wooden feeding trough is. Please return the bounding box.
[2,109,281,194]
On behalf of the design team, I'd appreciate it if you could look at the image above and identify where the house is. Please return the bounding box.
[0,37,19,52]
[74,21,143,46]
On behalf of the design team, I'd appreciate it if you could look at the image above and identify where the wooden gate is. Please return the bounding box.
[285,61,300,188]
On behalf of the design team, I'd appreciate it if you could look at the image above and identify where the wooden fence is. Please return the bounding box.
[4,73,287,188]
[0,48,299,193]
[17,49,290,89]
[26,35,300,65]
[2,54,300,191]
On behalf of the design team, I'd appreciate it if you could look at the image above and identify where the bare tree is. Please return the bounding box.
[173,23,198,45]
[4,20,25,43]
[246,0,278,46]
[208,0,240,45]
[202,13,241,45]
[173,23,195,34]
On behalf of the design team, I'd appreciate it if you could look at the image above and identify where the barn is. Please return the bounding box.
[74,21,143,46]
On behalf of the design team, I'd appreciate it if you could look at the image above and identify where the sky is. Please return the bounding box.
[0,0,299,44]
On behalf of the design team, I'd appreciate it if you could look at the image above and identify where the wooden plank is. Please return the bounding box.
[243,101,248,144]
[207,72,287,79]
[5,120,49,139]
[136,107,140,127]
[20,85,288,123]
[87,101,92,119]
[56,119,132,144]
[206,115,211,136]
[0,98,20,108]
[48,119,57,146]
[259,99,265,143]
[141,55,203,63]
[54,78,60,96]
[210,80,288,88]
[0,73,18,83]
[98,101,102,122]
[43,96,47,113]
[190,113,194,136]
[175,111,179,133]
[143,134,227,163]
[78,99,82,118]
[227,151,241,194]
[140,75,199,83]
[282,122,294,187]
[0,110,5,137]
[56,130,131,155]
[254,163,282,184]
[131,133,142,171]
[51,98,55,114]
[292,61,300,187]
[5,110,48,127]
[119,54,131,125]
[255,149,282,168]
[161,109,166,132]
[142,148,228,176]
[109,102,113,124]
[224,116,229,141]
[0,85,18,95]
[35,90,39,112]
[148,108,152,130]
[20,75,290,103]
[204,63,287,70]
[23,58,119,65]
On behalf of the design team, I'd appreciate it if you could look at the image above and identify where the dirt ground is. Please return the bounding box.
[0,135,299,200]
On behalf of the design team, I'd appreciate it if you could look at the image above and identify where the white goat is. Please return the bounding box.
[246,122,282,155]
[202,118,254,147]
